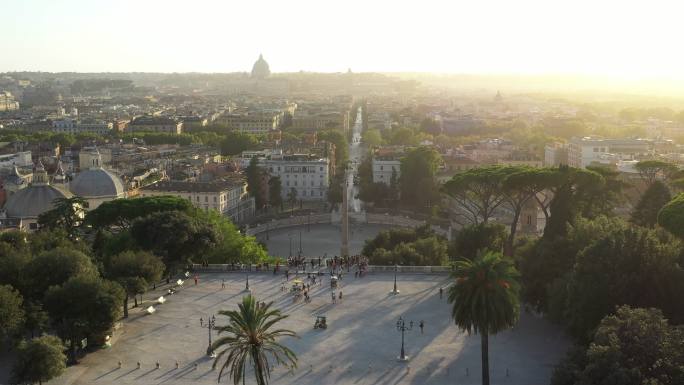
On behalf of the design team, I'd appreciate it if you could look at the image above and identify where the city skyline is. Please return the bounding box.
[2,0,683,80]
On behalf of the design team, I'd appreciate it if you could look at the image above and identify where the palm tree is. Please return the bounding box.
[447,251,520,385]
[212,295,298,385]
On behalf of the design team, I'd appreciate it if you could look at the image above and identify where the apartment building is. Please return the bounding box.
[129,116,183,134]
[139,177,255,224]
[261,154,330,201]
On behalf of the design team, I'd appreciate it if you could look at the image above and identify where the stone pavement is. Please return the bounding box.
[259,223,391,258]
[48,272,569,385]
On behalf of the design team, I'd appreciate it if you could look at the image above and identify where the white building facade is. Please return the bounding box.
[262,155,329,201]
[568,137,652,168]
[52,119,113,134]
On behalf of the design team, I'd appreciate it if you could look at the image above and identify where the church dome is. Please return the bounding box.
[70,168,125,198]
[4,183,72,219]
[251,54,271,79]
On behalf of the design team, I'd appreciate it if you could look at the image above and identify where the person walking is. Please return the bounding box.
[200,317,203,327]
[439,287,443,299]
[221,279,225,289]
[419,320,424,334]
[194,275,198,285]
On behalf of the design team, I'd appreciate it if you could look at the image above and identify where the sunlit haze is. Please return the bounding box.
[3,0,684,80]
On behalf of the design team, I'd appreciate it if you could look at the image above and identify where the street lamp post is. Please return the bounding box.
[396,316,412,361]
[205,315,216,357]
[390,264,400,294]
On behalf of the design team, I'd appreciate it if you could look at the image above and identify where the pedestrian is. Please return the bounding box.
[200,317,203,327]
[118,361,122,369]
[339,291,343,302]
[194,275,198,285]
[355,270,358,278]
[175,361,179,369]
[221,279,225,289]
[331,291,336,304]
[439,287,443,299]
[419,320,424,334]
[137,362,141,369]
[156,361,160,369]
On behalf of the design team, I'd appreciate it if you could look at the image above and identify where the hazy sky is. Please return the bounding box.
[2,0,683,79]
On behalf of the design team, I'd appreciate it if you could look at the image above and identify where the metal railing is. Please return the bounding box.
[191,263,452,274]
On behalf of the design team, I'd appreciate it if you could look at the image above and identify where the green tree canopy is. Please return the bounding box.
[564,224,684,340]
[212,295,298,385]
[448,252,520,385]
[10,335,66,385]
[400,146,441,212]
[363,226,447,266]
[44,275,125,363]
[361,129,383,147]
[24,248,98,301]
[103,250,165,318]
[552,306,684,385]
[444,165,510,224]
[86,196,193,230]
[201,210,267,265]
[37,197,88,239]
[450,222,507,261]
[246,157,266,210]
[634,160,678,185]
[630,180,671,228]
[657,193,684,238]
[0,284,25,340]
[130,210,221,272]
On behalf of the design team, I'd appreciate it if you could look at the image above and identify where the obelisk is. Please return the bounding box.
[341,172,349,257]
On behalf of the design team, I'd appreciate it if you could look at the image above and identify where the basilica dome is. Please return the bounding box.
[251,54,271,79]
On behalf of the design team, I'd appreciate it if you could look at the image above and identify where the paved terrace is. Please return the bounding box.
[44,272,569,385]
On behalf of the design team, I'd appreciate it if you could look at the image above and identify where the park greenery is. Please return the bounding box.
[0,195,270,380]
[362,225,448,266]
[440,159,684,385]
[358,146,441,214]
